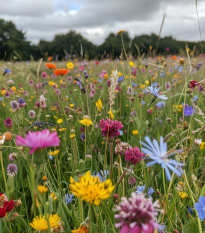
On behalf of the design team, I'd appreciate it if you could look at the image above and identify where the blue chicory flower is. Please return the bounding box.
[65,193,75,205]
[135,185,154,198]
[139,136,183,181]
[191,95,198,102]
[194,196,205,220]
[93,170,109,182]
[155,101,165,108]
[132,82,137,87]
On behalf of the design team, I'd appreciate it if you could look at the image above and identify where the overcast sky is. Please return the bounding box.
[0,0,205,45]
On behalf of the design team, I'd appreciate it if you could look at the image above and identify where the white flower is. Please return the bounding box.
[0,135,5,145]
[194,139,202,146]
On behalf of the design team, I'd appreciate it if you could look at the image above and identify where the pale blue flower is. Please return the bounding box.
[155,101,165,108]
[135,185,154,198]
[93,170,109,182]
[147,86,168,100]
[139,136,183,181]
[191,95,198,102]
[195,196,205,220]
[132,82,137,87]
[65,193,75,205]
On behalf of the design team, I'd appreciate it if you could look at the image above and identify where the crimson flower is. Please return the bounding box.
[189,80,199,88]
[0,199,14,218]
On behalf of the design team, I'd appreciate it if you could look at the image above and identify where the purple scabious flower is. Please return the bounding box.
[28,110,36,118]
[7,164,18,176]
[139,136,183,181]
[184,106,195,116]
[4,118,13,128]
[10,100,20,111]
[41,72,47,79]
[195,196,205,220]
[114,193,161,233]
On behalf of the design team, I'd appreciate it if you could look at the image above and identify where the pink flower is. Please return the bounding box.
[147,110,152,114]
[42,72,47,79]
[16,129,60,154]
[99,119,124,140]
[125,147,143,165]
[114,193,161,233]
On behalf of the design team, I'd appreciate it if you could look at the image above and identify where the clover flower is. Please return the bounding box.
[125,147,144,165]
[7,163,18,176]
[99,119,124,140]
[28,110,36,118]
[114,192,161,233]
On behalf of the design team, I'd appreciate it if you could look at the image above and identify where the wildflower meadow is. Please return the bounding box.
[1,30,205,233]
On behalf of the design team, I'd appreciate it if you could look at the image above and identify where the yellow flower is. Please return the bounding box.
[1,90,6,95]
[96,99,103,112]
[59,128,66,131]
[57,119,63,124]
[200,142,205,150]
[70,134,76,139]
[179,192,188,199]
[179,181,184,186]
[59,80,63,84]
[179,105,183,109]
[129,61,134,67]
[69,171,115,206]
[125,75,129,79]
[38,185,48,193]
[132,130,138,135]
[79,118,93,126]
[145,80,150,85]
[118,72,123,76]
[178,109,181,112]
[107,109,114,120]
[140,85,145,89]
[49,150,59,157]
[117,30,125,35]
[31,96,35,99]
[11,86,16,91]
[101,142,104,144]
[70,104,74,108]
[30,214,61,231]
[149,45,152,50]
[103,74,108,79]
[152,77,156,80]
[49,81,54,86]
[67,62,74,69]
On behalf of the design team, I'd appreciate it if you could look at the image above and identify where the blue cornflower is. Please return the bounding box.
[141,101,146,105]
[191,95,198,102]
[48,155,53,160]
[187,207,193,215]
[80,133,85,141]
[133,92,137,95]
[0,98,3,102]
[117,76,124,82]
[174,65,178,69]
[155,101,165,108]
[159,73,165,77]
[4,69,11,74]
[18,98,25,104]
[93,170,109,182]
[195,196,205,220]
[65,193,75,205]
[118,130,123,136]
[178,66,183,72]
[97,79,102,83]
[143,89,148,94]
[152,82,159,87]
[184,106,195,116]
[139,136,183,181]
[147,86,168,100]
[132,82,137,87]
[135,185,154,198]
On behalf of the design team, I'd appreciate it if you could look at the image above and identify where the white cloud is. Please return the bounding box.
[0,0,205,45]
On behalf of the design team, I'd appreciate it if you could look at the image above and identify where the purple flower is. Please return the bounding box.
[114,193,161,233]
[165,82,171,90]
[4,118,13,128]
[184,106,195,116]
[7,164,18,176]
[41,72,47,79]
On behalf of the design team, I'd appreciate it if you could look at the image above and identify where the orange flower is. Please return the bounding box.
[171,56,177,60]
[73,80,77,84]
[53,69,70,76]
[117,30,125,35]
[48,56,53,61]
[3,132,12,141]
[45,63,56,69]
[71,225,89,233]
[43,176,47,181]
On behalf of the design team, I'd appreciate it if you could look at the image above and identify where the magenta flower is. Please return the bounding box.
[115,193,161,233]
[42,72,47,79]
[125,147,144,165]
[99,119,124,140]
[4,118,13,128]
[16,129,60,154]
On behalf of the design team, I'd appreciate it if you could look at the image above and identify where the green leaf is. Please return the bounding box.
[182,219,199,233]
[200,184,205,197]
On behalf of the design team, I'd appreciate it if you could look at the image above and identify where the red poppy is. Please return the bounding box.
[48,56,53,61]
[95,61,99,65]
[0,200,14,218]
[53,69,70,76]
[45,63,56,69]
[171,56,177,60]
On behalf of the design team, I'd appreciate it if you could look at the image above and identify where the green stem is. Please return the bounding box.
[0,150,7,192]
[183,170,202,233]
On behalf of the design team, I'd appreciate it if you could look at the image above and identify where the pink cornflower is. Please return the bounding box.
[29,80,34,86]
[99,119,124,140]
[141,68,145,73]
[16,129,60,154]
[114,193,161,233]
[4,118,13,128]
[125,147,143,165]
[67,76,72,82]
[42,72,47,79]
[55,89,61,95]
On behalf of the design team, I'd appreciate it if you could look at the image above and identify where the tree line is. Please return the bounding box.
[0,18,204,61]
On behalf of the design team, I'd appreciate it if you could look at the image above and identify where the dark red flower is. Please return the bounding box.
[189,80,199,88]
[0,200,14,218]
